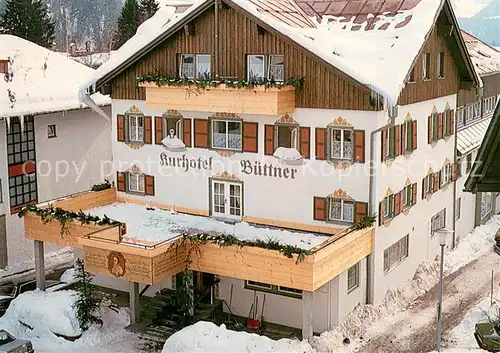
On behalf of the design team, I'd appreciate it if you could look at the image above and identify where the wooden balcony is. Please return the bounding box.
[22,189,372,291]
[139,82,296,116]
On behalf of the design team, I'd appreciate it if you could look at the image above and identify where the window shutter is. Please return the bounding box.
[378,201,384,226]
[395,125,401,156]
[183,118,192,147]
[450,110,455,136]
[144,116,152,144]
[299,126,310,159]
[422,177,426,199]
[427,115,432,144]
[117,114,125,142]
[389,127,396,158]
[145,175,155,196]
[264,124,275,156]
[194,119,209,148]
[242,122,258,153]
[354,202,368,224]
[394,192,401,216]
[452,162,457,181]
[412,120,417,150]
[117,171,126,192]
[434,172,440,192]
[412,183,417,205]
[315,128,326,160]
[438,112,444,139]
[381,129,387,162]
[401,123,406,151]
[354,130,365,163]
[313,197,327,221]
[155,116,163,145]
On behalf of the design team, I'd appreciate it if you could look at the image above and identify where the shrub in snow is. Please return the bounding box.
[73,258,103,331]
[158,271,194,330]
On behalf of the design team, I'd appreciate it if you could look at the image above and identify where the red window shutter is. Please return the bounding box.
[155,116,163,145]
[354,202,368,224]
[313,197,327,221]
[450,110,455,136]
[117,114,125,142]
[381,129,387,162]
[145,175,155,196]
[401,123,406,151]
[264,124,275,156]
[395,125,401,156]
[300,127,310,159]
[242,122,258,153]
[412,183,417,205]
[434,172,440,191]
[412,120,418,150]
[117,172,126,192]
[452,163,457,181]
[378,201,384,226]
[194,119,209,148]
[427,115,432,144]
[144,116,152,144]
[438,112,444,139]
[394,192,401,216]
[354,130,365,163]
[315,128,326,160]
[183,118,192,147]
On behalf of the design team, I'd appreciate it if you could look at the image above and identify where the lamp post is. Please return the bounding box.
[436,227,454,352]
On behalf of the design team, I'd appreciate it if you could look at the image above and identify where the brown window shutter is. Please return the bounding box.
[395,125,401,156]
[242,122,258,153]
[117,114,125,142]
[194,119,209,148]
[313,197,327,221]
[145,175,155,196]
[452,163,457,181]
[144,116,152,144]
[438,112,444,139]
[300,127,310,159]
[117,171,126,192]
[412,120,417,150]
[381,129,387,162]
[422,177,426,199]
[450,110,454,136]
[401,123,406,151]
[155,116,163,145]
[354,130,365,163]
[427,115,432,144]
[183,118,192,147]
[354,201,368,224]
[394,192,401,216]
[378,201,384,226]
[315,128,326,160]
[264,124,275,156]
[434,172,440,191]
[411,183,417,205]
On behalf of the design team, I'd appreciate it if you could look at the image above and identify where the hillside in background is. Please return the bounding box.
[453,0,500,46]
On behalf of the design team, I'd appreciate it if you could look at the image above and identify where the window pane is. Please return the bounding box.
[181,54,195,78]
[329,199,342,220]
[248,55,265,80]
[227,121,242,150]
[343,201,354,222]
[196,55,210,79]
[212,120,227,149]
[138,174,145,193]
[343,130,353,159]
[268,55,284,82]
[277,125,293,148]
[331,129,342,158]
[129,116,137,141]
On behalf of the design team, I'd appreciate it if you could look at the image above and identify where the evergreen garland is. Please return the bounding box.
[350,214,376,231]
[90,179,112,192]
[136,74,305,91]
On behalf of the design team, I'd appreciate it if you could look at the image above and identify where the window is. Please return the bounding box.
[455,197,461,220]
[423,172,435,197]
[437,51,445,78]
[245,280,302,298]
[383,194,395,219]
[423,52,431,80]
[211,180,242,219]
[47,124,56,138]
[329,198,354,223]
[7,116,35,166]
[402,184,413,208]
[276,124,299,150]
[163,116,182,139]
[407,68,415,83]
[383,235,409,272]
[430,112,439,141]
[179,54,211,79]
[441,163,452,186]
[431,208,446,235]
[481,193,493,220]
[127,172,145,193]
[383,126,396,159]
[247,54,284,82]
[9,173,37,209]
[128,115,144,142]
[443,109,453,137]
[211,119,242,150]
[347,262,359,292]
[330,128,353,160]
[466,153,472,173]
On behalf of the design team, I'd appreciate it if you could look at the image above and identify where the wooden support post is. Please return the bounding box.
[302,290,313,341]
[34,240,46,290]
[130,282,140,324]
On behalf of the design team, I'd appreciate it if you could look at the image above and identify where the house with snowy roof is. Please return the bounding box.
[0,34,112,267]
[19,0,487,339]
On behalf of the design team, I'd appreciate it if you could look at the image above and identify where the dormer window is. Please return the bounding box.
[179,54,211,79]
[247,54,284,82]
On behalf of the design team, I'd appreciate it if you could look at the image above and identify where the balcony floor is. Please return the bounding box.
[87,202,329,250]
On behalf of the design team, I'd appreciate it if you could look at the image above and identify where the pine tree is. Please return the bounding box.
[0,0,55,49]
[113,0,139,50]
[73,258,103,331]
[139,0,159,22]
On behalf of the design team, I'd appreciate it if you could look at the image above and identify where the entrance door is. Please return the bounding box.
[211,180,242,219]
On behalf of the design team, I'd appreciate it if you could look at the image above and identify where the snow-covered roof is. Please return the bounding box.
[0,35,111,118]
[87,202,329,250]
[457,117,491,155]
[461,30,500,76]
[82,0,478,106]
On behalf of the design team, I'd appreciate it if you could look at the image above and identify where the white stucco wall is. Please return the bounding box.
[455,150,477,243]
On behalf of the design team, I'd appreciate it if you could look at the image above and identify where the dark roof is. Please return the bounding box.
[464,99,500,192]
[461,29,500,76]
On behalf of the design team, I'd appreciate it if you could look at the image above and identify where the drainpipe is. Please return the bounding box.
[79,88,110,121]
[451,105,458,249]
[366,101,397,305]
[214,0,219,79]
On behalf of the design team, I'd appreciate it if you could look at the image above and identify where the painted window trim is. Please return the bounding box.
[327,126,354,162]
[126,172,146,194]
[244,280,302,299]
[274,122,300,151]
[402,184,413,209]
[126,113,145,144]
[327,197,354,224]
[163,116,183,139]
[210,118,243,152]
[209,178,244,221]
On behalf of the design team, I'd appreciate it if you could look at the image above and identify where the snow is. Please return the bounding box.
[86,202,329,249]
[60,268,77,284]
[461,30,500,76]
[451,0,492,19]
[162,135,187,151]
[162,321,314,353]
[0,35,110,118]
[273,147,302,160]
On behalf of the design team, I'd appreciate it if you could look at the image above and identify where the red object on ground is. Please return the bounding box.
[247,319,260,330]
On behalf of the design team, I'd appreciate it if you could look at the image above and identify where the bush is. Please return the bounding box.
[73,259,103,330]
